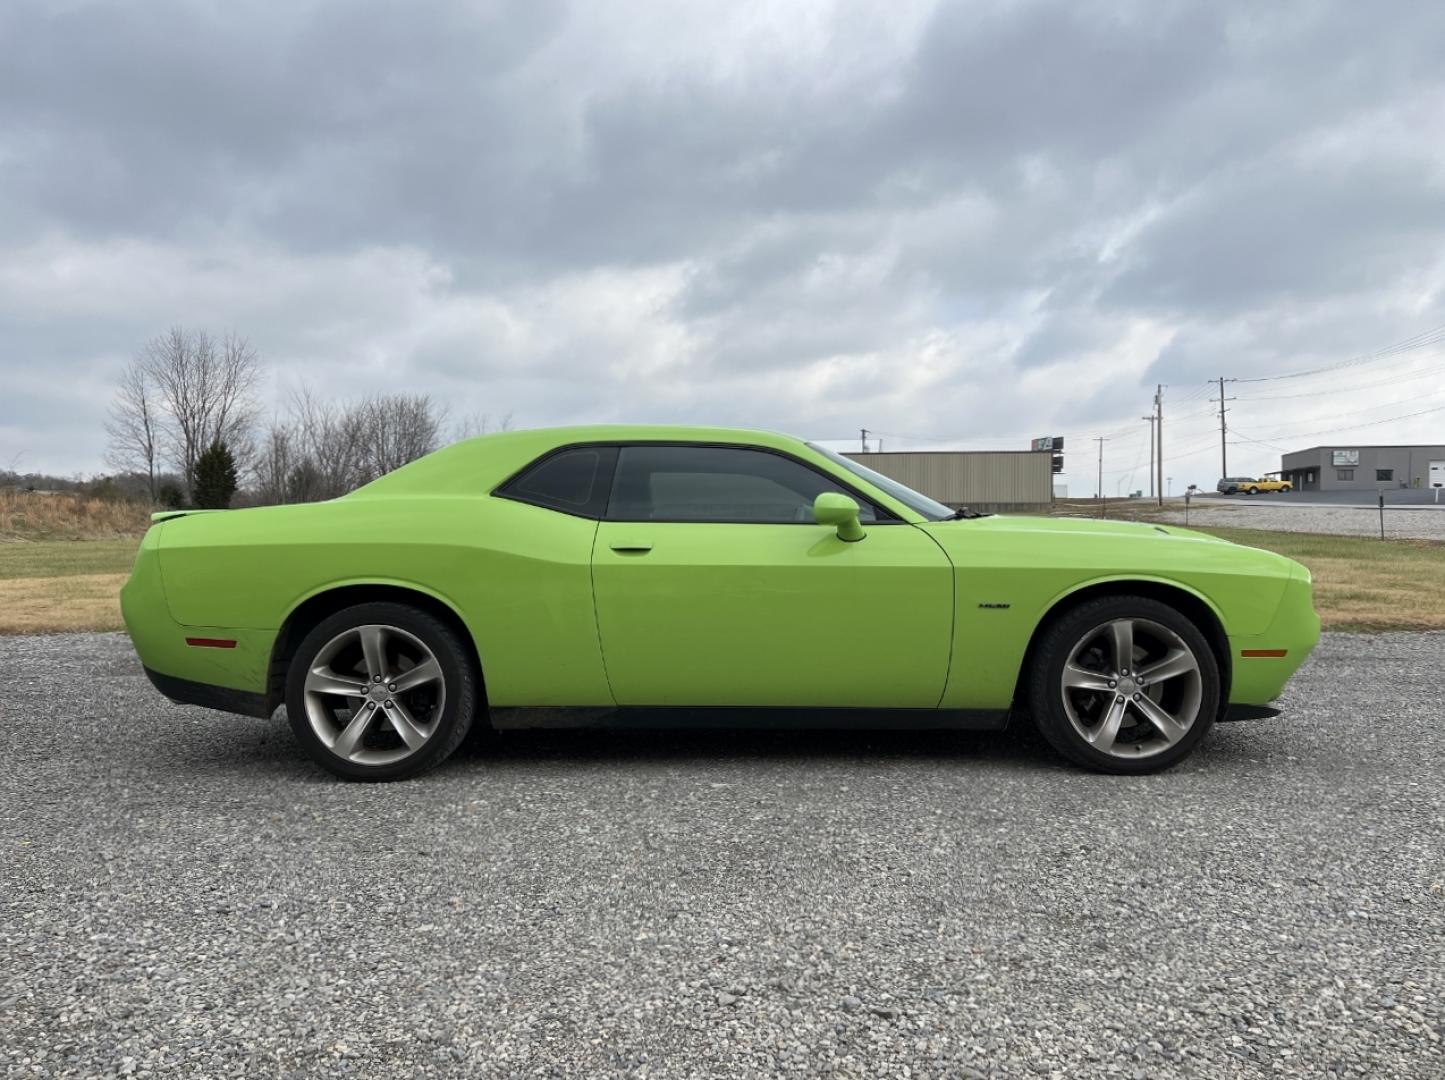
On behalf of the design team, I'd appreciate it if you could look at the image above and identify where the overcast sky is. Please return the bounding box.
[3,0,1444,490]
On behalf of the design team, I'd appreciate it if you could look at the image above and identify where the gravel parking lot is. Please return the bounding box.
[1161,499,1445,540]
[4,632,1443,1078]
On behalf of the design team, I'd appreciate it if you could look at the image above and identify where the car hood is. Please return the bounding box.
[928,514,1226,543]
[916,512,1299,581]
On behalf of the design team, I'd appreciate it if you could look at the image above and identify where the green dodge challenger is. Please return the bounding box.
[122,425,1320,780]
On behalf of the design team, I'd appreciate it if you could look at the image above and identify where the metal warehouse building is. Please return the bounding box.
[1279,444,1445,492]
[845,450,1054,512]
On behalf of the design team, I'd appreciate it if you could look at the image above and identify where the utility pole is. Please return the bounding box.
[860,428,870,453]
[1155,384,1164,506]
[1212,378,1237,478]
[1141,414,1157,498]
[1095,436,1105,499]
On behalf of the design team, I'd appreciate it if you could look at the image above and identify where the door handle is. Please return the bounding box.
[609,540,653,553]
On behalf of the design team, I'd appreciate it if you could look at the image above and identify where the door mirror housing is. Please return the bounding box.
[813,492,865,542]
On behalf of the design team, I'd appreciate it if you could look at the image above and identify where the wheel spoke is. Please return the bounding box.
[1133,694,1190,746]
[357,625,388,681]
[1063,663,1113,692]
[1109,620,1135,672]
[1087,696,1128,752]
[332,703,378,758]
[305,667,368,697]
[390,657,442,693]
[302,621,448,767]
[385,699,428,750]
[1137,647,1198,685]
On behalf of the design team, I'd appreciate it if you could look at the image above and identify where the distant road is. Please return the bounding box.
[1198,489,1445,507]
[1165,498,1445,540]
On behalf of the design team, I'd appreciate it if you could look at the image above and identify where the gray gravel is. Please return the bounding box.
[1160,499,1445,540]
[3,632,1443,1078]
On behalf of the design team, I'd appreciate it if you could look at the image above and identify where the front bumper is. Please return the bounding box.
[1227,563,1321,706]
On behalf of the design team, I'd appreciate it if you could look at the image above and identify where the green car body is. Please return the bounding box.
[122,425,1319,765]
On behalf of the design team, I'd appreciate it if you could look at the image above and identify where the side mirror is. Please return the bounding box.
[813,492,865,542]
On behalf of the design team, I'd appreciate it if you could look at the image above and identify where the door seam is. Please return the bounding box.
[914,524,957,709]
[587,520,620,705]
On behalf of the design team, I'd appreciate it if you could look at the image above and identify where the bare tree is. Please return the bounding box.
[212,333,261,476]
[254,388,451,503]
[252,422,298,506]
[288,386,370,499]
[104,361,160,498]
[136,327,261,497]
[362,393,446,478]
[451,409,514,440]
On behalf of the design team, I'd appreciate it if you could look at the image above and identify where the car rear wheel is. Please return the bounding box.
[1246,486,1259,494]
[1027,596,1220,774]
[285,602,478,781]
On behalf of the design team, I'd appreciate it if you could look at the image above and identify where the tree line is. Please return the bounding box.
[102,326,508,509]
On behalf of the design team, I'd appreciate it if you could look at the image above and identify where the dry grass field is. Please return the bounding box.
[1186,525,1445,632]
[0,539,140,633]
[0,488,153,539]
[1,491,147,632]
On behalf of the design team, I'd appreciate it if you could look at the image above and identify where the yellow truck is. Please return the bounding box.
[1218,476,1292,494]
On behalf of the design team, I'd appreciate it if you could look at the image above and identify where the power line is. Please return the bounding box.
[1237,357,1445,401]
[1230,383,1445,437]
[1227,427,1291,453]
[1242,401,1445,443]
[1172,381,1215,404]
[1235,322,1445,383]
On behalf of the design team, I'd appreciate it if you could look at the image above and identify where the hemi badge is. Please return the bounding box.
[1240,649,1288,658]
[185,637,238,649]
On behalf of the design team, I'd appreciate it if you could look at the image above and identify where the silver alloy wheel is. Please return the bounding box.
[1059,617,1203,758]
[302,624,447,766]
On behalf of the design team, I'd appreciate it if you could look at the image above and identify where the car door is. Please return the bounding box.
[590,443,954,708]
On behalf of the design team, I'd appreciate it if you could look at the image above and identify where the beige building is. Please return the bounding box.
[845,450,1054,512]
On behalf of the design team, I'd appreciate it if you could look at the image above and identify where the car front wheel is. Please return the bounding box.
[1027,596,1220,774]
[285,601,478,781]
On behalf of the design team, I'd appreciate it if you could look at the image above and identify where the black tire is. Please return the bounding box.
[1027,595,1220,774]
[1246,486,1259,495]
[285,601,479,781]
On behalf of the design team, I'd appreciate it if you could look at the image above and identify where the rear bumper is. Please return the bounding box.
[123,524,276,709]
[143,666,272,719]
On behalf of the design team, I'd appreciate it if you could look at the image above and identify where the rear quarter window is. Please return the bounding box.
[496,446,618,518]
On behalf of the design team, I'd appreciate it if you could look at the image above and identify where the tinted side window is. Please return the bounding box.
[608,445,879,523]
[497,446,617,517]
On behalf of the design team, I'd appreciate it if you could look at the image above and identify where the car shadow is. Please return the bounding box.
[452,722,1062,772]
[157,706,1064,779]
[156,699,1298,781]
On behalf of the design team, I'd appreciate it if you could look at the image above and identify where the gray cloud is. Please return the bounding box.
[3,0,1445,486]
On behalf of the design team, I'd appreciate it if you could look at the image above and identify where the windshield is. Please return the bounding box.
[807,443,955,521]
